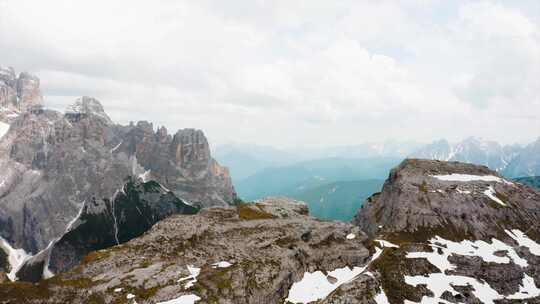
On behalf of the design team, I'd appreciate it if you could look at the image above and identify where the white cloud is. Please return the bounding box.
[0,0,539,147]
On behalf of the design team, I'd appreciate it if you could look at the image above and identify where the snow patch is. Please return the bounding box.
[456,188,471,194]
[0,122,9,139]
[375,239,399,248]
[157,295,201,304]
[285,241,390,303]
[405,273,502,304]
[346,233,356,240]
[178,265,201,289]
[507,274,540,299]
[432,174,512,184]
[374,289,390,304]
[211,261,232,268]
[114,288,123,292]
[0,237,31,281]
[505,229,540,256]
[483,186,506,206]
[139,170,152,183]
[126,293,135,299]
[404,234,540,303]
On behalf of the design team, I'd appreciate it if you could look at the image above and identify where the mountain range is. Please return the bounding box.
[2,159,539,303]
[0,67,236,281]
[1,66,540,303]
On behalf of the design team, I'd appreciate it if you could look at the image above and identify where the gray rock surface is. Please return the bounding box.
[0,66,43,122]
[0,198,371,303]
[16,178,199,282]
[354,159,540,240]
[0,68,236,257]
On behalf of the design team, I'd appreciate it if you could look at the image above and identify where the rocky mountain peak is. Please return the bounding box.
[0,67,43,122]
[0,68,236,264]
[64,96,112,124]
[354,158,539,241]
[172,128,211,169]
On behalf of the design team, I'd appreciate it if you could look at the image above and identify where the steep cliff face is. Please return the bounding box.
[15,178,199,282]
[115,123,236,207]
[0,68,236,263]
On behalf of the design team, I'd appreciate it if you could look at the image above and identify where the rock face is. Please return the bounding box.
[354,159,540,240]
[0,68,236,261]
[0,198,374,303]
[16,178,199,282]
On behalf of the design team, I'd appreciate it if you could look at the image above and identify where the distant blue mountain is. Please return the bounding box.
[288,180,384,221]
[235,157,400,201]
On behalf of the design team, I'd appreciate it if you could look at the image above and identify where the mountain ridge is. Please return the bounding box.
[0,67,236,261]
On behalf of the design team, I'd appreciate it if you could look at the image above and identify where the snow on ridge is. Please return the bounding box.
[375,239,399,248]
[0,121,10,139]
[431,174,512,185]
[139,170,152,183]
[507,274,540,299]
[157,294,201,304]
[505,229,540,256]
[484,186,507,206]
[0,237,31,281]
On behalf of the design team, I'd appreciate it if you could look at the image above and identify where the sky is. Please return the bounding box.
[1,0,539,148]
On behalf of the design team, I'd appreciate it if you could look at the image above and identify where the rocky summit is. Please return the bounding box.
[0,159,539,304]
[0,68,236,271]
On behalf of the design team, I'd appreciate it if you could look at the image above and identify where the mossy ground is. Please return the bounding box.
[237,203,275,220]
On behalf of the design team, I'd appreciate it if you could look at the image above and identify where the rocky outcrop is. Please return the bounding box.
[114,124,237,207]
[0,68,236,262]
[343,159,540,304]
[0,198,375,303]
[353,159,539,240]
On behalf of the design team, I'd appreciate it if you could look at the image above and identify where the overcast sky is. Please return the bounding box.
[1,0,539,148]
